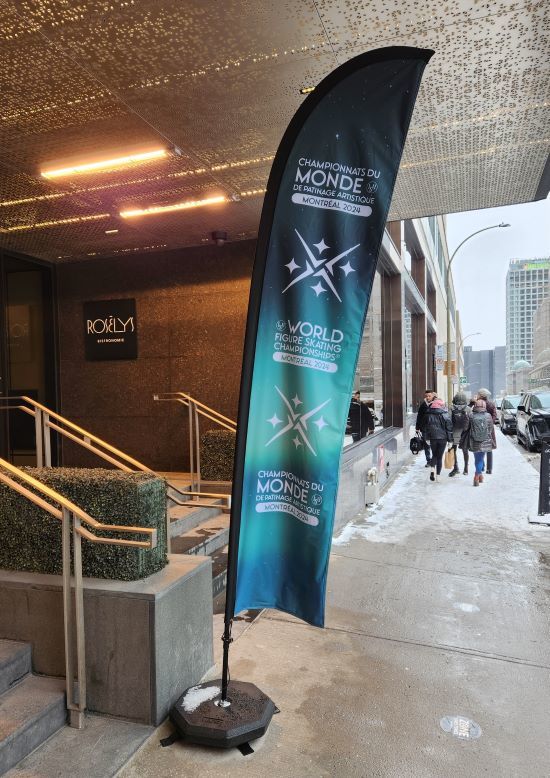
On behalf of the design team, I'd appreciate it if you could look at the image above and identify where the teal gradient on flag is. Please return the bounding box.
[233,49,432,627]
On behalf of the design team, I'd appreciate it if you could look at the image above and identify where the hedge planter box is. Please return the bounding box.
[0,468,167,581]
[200,429,236,481]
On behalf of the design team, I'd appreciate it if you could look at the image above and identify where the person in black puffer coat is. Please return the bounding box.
[449,392,472,477]
[424,397,453,481]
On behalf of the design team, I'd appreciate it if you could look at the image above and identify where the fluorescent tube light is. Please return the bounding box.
[41,149,167,179]
[120,195,227,218]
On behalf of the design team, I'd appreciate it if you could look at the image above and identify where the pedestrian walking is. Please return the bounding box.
[477,388,497,473]
[415,389,435,467]
[423,397,453,481]
[464,398,496,486]
[449,392,471,476]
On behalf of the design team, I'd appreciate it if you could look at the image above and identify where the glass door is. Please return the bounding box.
[0,254,57,465]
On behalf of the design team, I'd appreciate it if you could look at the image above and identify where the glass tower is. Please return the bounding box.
[506,258,550,373]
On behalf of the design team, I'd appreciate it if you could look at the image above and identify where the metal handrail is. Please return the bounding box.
[155,392,237,431]
[154,392,236,495]
[2,395,154,473]
[0,396,230,531]
[0,457,157,730]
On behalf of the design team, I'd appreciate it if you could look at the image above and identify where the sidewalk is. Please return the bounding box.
[121,432,550,778]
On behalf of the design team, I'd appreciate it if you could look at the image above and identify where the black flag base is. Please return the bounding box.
[169,680,277,749]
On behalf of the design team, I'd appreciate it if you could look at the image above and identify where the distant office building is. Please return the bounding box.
[493,346,506,396]
[506,257,550,373]
[464,345,506,397]
[532,297,550,367]
[528,298,550,390]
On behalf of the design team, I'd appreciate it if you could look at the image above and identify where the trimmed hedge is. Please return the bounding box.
[200,429,236,481]
[0,468,167,581]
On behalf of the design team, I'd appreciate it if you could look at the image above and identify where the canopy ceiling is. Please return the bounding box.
[0,0,548,262]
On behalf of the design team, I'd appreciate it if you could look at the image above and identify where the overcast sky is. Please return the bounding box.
[446,197,550,352]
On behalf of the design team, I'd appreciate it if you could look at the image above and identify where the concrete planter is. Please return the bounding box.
[0,555,213,725]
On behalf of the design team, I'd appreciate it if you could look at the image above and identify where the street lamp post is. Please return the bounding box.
[457,331,481,387]
[446,223,510,405]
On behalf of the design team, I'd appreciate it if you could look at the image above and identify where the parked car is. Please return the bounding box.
[494,397,502,424]
[516,391,550,451]
[499,394,522,435]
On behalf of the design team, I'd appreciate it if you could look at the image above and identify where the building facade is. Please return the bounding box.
[528,297,550,390]
[506,257,550,373]
[493,346,507,397]
[0,214,458,524]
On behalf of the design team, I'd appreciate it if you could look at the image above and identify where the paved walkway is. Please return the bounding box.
[122,431,550,778]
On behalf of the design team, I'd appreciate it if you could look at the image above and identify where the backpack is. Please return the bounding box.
[452,406,468,432]
[470,413,488,443]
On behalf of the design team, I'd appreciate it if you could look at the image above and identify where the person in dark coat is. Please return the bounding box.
[477,388,497,473]
[463,398,496,486]
[424,397,453,481]
[415,389,435,467]
[348,391,374,442]
[449,392,472,476]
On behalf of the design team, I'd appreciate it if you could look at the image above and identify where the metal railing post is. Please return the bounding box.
[188,398,196,495]
[193,401,201,491]
[61,507,76,723]
[43,413,52,467]
[71,513,86,729]
[35,408,43,468]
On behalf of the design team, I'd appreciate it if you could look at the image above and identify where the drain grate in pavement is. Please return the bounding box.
[440,716,482,740]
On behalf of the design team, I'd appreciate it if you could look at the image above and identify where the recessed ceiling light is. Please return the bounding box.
[41,149,167,179]
[300,86,315,94]
[119,195,226,218]
[105,229,119,234]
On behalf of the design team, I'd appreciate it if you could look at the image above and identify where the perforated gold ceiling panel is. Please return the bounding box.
[0,0,548,262]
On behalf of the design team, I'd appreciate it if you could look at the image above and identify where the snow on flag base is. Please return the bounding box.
[169,680,277,749]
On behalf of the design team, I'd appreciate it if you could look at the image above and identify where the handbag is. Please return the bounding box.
[443,448,455,469]
[409,432,424,455]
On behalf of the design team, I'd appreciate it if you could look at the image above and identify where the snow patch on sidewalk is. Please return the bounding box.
[333,461,419,546]
[333,433,544,548]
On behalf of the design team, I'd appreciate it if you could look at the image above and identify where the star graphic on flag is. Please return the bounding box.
[312,282,327,296]
[265,386,331,456]
[313,238,329,254]
[341,261,355,276]
[313,416,328,431]
[282,229,360,302]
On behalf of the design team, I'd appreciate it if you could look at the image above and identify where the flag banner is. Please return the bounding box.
[231,47,433,627]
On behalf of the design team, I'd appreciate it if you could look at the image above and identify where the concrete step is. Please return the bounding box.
[212,545,228,599]
[0,675,66,775]
[0,642,31,697]
[171,515,230,557]
[169,502,224,537]
[4,712,152,778]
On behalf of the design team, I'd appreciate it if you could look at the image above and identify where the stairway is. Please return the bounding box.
[167,480,230,606]
[0,640,66,776]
